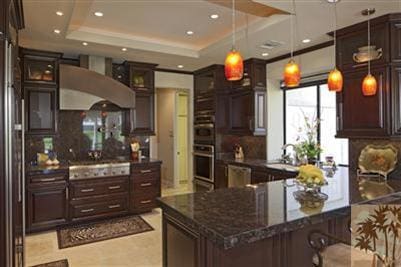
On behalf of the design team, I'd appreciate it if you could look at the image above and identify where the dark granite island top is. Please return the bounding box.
[158,167,401,267]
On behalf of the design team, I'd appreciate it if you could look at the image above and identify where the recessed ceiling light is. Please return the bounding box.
[326,0,340,3]
[210,14,219,19]
[262,52,269,57]
[122,47,127,51]
[177,65,184,69]
[54,29,61,34]
[186,30,194,35]
[94,12,104,17]
[302,39,311,43]
[56,11,63,16]
[82,42,88,46]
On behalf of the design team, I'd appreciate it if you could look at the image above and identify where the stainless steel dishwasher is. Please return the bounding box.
[228,165,251,188]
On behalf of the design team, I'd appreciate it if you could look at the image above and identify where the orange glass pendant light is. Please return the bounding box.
[327,1,343,92]
[362,8,377,96]
[284,59,301,87]
[225,49,243,81]
[283,0,300,88]
[225,0,243,81]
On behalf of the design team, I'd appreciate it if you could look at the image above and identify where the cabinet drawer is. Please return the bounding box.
[132,192,159,212]
[71,197,128,220]
[131,164,160,177]
[28,173,67,186]
[132,178,160,195]
[70,177,128,199]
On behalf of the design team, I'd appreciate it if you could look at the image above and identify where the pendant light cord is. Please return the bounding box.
[232,0,236,50]
[290,0,295,59]
[333,2,337,68]
[368,9,371,75]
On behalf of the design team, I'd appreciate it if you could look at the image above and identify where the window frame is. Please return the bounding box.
[282,79,349,166]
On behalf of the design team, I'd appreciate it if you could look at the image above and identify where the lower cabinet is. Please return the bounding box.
[214,161,228,189]
[26,172,69,233]
[251,167,297,184]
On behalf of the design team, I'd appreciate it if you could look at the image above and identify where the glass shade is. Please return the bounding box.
[224,49,243,81]
[327,68,343,92]
[284,59,301,88]
[362,74,377,96]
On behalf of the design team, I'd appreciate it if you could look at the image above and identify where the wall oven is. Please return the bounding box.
[193,144,214,183]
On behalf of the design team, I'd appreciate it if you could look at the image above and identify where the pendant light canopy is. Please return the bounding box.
[225,0,243,81]
[362,8,377,96]
[327,1,343,92]
[283,0,300,88]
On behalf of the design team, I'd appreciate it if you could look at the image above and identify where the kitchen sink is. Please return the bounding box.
[265,163,299,172]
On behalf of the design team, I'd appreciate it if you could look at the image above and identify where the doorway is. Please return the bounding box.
[156,88,191,195]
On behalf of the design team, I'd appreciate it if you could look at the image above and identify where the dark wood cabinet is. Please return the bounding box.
[214,161,228,189]
[26,171,68,232]
[335,14,401,138]
[130,162,161,213]
[127,62,157,93]
[21,49,62,135]
[24,86,57,134]
[251,167,297,184]
[132,92,155,135]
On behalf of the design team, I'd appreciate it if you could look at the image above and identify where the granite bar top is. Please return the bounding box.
[26,157,162,174]
[216,155,298,173]
[157,167,401,250]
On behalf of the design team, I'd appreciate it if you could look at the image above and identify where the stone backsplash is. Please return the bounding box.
[216,134,266,160]
[349,138,401,172]
[26,110,150,164]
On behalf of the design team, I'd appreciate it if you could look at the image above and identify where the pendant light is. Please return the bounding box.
[225,0,243,81]
[362,8,377,96]
[327,1,343,92]
[283,0,301,88]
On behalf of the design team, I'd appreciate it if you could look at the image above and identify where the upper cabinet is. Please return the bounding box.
[21,49,62,135]
[126,61,157,93]
[336,14,401,138]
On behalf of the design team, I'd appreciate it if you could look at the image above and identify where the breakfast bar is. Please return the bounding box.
[157,167,401,267]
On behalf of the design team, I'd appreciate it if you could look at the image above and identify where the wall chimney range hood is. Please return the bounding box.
[59,55,135,110]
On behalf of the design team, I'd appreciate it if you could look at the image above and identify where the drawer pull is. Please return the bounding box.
[140,170,152,174]
[40,178,56,182]
[140,182,152,187]
[80,208,94,213]
[108,185,121,190]
[108,204,121,209]
[140,200,152,204]
[80,188,95,193]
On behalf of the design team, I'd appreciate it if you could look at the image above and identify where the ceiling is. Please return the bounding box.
[20,0,400,71]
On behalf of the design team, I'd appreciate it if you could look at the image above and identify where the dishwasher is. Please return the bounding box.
[228,165,251,188]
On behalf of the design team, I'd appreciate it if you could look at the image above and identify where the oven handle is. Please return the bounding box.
[193,152,214,158]
[194,123,214,128]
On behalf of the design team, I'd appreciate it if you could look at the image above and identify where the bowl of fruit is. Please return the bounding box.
[295,164,327,193]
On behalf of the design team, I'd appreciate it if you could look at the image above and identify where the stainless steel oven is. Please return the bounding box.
[194,179,214,192]
[194,123,214,143]
[193,144,214,183]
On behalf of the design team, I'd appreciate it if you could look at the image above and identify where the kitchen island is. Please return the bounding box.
[157,167,401,267]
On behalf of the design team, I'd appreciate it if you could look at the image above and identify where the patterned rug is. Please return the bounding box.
[31,259,68,267]
[57,215,154,249]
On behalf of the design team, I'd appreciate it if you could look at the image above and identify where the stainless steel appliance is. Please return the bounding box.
[193,144,214,183]
[194,179,214,192]
[228,165,251,188]
[194,123,214,143]
[4,23,25,267]
[69,162,130,180]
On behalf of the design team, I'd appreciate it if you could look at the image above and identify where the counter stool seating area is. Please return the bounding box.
[308,230,373,267]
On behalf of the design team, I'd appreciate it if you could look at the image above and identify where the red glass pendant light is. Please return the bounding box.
[362,8,377,96]
[224,0,243,81]
[327,1,343,92]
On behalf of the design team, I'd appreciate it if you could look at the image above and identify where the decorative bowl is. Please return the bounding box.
[358,144,398,177]
[353,45,383,63]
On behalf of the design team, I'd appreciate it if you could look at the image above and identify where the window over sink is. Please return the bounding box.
[284,81,349,166]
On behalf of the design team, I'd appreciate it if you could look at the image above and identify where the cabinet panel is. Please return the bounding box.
[25,86,57,134]
[214,162,228,189]
[391,22,401,63]
[228,91,252,134]
[27,184,68,232]
[337,67,389,137]
[24,57,57,84]
[391,66,401,135]
[132,92,155,135]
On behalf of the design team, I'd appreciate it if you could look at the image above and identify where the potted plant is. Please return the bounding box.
[294,114,322,165]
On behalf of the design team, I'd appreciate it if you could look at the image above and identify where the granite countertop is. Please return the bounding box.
[216,155,298,173]
[157,167,401,250]
[26,157,162,174]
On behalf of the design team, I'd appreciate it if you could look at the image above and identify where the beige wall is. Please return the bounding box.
[266,46,334,160]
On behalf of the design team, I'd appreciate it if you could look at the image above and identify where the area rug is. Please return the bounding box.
[30,259,68,267]
[57,215,154,249]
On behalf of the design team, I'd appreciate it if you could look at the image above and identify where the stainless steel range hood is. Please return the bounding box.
[60,55,135,110]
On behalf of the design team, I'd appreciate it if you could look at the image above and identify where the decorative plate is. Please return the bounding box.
[358,145,398,177]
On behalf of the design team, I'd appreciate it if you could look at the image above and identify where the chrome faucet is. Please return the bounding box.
[281,143,297,165]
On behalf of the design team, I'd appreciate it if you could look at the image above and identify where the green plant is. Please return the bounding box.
[294,114,322,161]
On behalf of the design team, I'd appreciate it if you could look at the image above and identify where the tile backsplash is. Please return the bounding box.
[26,110,149,163]
[216,134,266,160]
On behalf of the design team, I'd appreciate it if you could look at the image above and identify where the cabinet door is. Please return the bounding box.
[24,57,57,84]
[228,90,252,135]
[214,162,227,189]
[130,66,154,92]
[391,66,401,136]
[25,86,57,135]
[132,92,155,135]
[337,67,389,138]
[27,184,68,232]
[251,170,269,184]
[253,91,267,136]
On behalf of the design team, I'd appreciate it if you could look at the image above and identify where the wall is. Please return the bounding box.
[266,46,334,161]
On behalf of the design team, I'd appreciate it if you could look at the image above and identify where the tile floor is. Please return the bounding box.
[26,185,193,267]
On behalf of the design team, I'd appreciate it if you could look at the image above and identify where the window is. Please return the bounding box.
[284,81,348,165]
